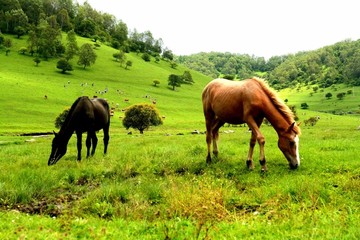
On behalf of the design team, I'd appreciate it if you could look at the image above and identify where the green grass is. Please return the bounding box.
[0,34,360,239]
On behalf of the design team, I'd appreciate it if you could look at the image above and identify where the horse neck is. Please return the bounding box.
[262,100,289,135]
[58,113,77,142]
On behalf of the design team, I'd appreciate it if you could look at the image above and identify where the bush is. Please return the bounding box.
[55,108,70,129]
[122,104,163,134]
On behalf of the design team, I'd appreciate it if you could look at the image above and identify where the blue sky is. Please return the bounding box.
[78,0,360,59]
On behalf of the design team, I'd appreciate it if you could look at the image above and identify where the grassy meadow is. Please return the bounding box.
[0,34,360,239]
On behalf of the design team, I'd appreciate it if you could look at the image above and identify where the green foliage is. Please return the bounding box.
[325,92,332,99]
[122,103,163,134]
[168,74,182,90]
[153,80,160,87]
[336,92,346,100]
[54,108,70,129]
[141,52,151,62]
[77,43,97,69]
[300,102,309,109]
[57,59,73,73]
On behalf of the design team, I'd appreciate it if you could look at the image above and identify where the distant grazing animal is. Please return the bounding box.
[202,78,301,171]
[48,96,110,166]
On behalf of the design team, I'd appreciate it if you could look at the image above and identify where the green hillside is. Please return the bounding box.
[0,34,211,135]
[1,34,360,136]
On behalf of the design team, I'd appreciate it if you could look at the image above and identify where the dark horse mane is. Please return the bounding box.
[60,96,87,132]
[252,77,301,135]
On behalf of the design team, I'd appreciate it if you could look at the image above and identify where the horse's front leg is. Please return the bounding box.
[76,131,82,161]
[246,131,256,170]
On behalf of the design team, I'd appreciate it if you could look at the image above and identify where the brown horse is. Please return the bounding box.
[202,78,301,171]
[48,96,110,166]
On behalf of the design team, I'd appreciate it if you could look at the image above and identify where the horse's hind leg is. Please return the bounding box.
[91,132,98,156]
[212,119,224,158]
[86,132,92,158]
[205,119,213,164]
[103,123,110,155]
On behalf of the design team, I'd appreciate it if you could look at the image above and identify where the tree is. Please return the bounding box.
[34,57,41,66]
[325,92,332,99]
[113,50,126,66]
[142,52,150,62]
[153,80,160,87]
[65,30,78,61]
[336,92,346,100]
[162,48,174,61]
[182,71,194,84]
[57,58,73,73]
[168,74,182,90]
[77,43,97,69]
[300,102,309,109]
[125,60,132,69]
[122,104,163,134]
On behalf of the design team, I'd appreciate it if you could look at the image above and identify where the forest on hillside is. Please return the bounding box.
[177,40,360,89]
[0,0,174,60]
[1,0,360,89]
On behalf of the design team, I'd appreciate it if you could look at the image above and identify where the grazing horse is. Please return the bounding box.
[48,96,110,166]
[202,78,301,171]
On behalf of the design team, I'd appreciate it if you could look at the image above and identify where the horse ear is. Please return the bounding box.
[53,130,58,136]
[287,122,296,132]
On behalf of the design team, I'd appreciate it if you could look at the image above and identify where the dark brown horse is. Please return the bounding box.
[48,96,110,166]
[202,78,301,171]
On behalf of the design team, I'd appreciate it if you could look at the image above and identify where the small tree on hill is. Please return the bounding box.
[77,43,97,69]
[325,92,332,99]
[168,74,182,90]
[57,59,73,73]
[122,104,163,134]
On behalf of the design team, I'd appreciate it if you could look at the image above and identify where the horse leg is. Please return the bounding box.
[86,132,92,158]
[76,131,82,161]
[246,131,256,170]
[212,119,224,158]
[205,118,213,164]
[91,132,98,156]
[246,119,266,171]
[103,123,110,155]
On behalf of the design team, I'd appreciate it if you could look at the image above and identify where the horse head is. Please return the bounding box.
[277,122,300,169]
[48,131,67,166]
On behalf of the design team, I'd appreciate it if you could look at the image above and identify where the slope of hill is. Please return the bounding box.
[0,34,211,135]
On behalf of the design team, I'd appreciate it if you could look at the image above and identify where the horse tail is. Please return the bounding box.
[252,78,301,135]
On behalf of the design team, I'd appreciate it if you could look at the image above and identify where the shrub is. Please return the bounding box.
[55,108,70,129]
[122,104,163,134]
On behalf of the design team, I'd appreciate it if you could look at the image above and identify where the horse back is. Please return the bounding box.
[202,78,264,124]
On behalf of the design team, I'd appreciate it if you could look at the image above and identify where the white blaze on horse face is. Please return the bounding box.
[294,135,300,165]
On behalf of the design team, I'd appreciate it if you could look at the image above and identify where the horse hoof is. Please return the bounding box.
[246,160,254,170]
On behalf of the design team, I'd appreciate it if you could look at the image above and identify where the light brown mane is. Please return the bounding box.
[251,77,301,135]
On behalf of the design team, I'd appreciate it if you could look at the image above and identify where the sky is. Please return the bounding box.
[77,0,360,59]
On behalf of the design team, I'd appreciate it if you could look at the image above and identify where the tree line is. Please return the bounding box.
[177,39,360,89]
[0,0,174,59]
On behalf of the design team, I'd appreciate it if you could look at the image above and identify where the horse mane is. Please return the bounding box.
[60,96,88,132]
[252,77,301,135]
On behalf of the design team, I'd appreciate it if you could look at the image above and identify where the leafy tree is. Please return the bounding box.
[57,58,73,73]
[65,29,78,61]
[113,50,126,66]
[182,70,194,84]
[336,92,346,100]
[325,92,332,99]
[122,104,163,134]
[153,80,160,87]
[14,26,26,38]
[142,52,150,62]
[300,102,309,109]
[168,74,182,90]
[77,43,97,69]
[162,48,173,61]
[125,60,132,69]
